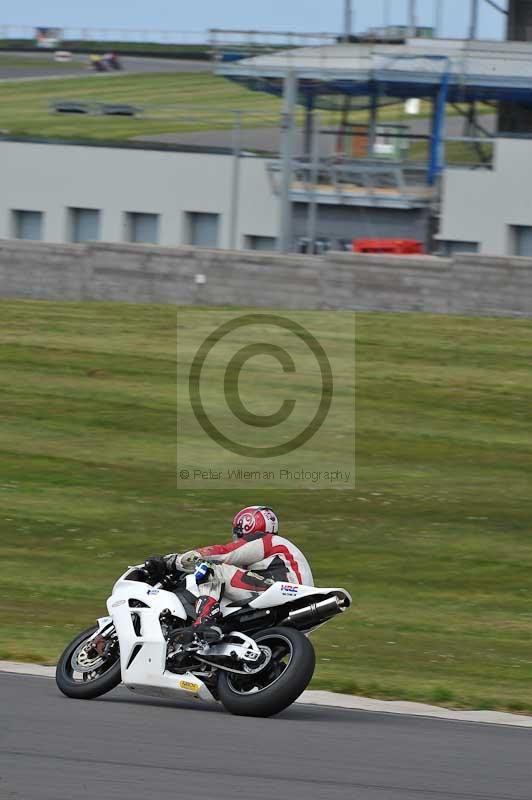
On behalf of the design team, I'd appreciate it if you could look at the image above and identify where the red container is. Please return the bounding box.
[352,239,425,255]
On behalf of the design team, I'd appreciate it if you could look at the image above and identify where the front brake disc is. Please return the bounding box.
[71,639,107,673]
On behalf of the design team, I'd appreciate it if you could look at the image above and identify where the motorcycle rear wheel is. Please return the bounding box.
[217,626,315,718]
[56,625,121,700]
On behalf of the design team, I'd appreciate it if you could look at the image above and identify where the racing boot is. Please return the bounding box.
[179,596,224,647]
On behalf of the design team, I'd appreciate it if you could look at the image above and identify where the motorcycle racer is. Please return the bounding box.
[144,506,313,644]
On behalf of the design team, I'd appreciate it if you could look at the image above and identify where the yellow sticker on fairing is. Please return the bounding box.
[179,679,200,692]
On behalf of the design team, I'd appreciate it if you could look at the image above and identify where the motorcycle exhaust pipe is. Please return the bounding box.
[282,594,349,628]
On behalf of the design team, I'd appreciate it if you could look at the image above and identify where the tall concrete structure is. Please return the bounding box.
[507,0,532,40]
[342,0,353,41]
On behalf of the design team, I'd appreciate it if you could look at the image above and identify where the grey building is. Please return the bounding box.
[0,139,278,251]
[438,138,532,256]
[4,37,532,257]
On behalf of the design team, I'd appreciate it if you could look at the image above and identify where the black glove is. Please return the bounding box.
[143,555,168,583]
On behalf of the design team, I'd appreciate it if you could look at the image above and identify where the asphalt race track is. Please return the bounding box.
[137,114,496,152]
[1,674,531,800]
[0,53,212,80]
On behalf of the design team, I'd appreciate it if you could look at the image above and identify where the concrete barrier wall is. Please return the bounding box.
[1,240,532,317]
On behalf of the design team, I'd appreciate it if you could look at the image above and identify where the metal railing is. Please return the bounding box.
[268,157,435,209]
[0,25,340,48]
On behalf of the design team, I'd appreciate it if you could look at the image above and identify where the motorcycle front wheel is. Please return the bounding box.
[56,625,121,700]
[217,626,315,718]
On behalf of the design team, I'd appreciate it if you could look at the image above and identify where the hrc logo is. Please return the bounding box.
[280,584,298,595]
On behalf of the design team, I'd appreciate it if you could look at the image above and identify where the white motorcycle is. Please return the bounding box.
[56,562,351,717]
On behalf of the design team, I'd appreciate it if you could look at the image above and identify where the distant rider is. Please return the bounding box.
[144,506,313,645]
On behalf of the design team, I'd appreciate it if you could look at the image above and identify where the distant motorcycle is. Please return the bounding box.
[88,53,122,72]
[103,52,122,70]
[89,55,106,72]
[56,560,351,717]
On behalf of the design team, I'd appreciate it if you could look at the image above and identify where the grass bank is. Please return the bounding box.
[0,71,491,151]
[1,300,531,712]
[0,72,282,140]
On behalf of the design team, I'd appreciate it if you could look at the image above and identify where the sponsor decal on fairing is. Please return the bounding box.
[280,584,299,596]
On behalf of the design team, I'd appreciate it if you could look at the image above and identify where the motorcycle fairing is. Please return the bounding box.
[248,582,352,610]
[106,573,216,704]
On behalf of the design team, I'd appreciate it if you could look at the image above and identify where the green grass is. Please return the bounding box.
[0,73,285,140]
[409,139,494,166]
[1,300,532,713]
[0,71,493,147]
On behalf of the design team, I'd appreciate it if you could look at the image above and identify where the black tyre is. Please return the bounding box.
[56,625,121,700]
[217,626,315,718]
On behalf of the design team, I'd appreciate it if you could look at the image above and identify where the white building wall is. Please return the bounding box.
[439,138,532,255]
[0,141,279,249]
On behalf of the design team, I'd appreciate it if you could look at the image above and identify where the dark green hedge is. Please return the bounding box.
[0,39,211,60]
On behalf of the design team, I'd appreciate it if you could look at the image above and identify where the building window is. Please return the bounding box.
[244,235,277,252]
[185,212,220,248]
[68,207,100,242]
[509,225,532,257]
[11,210,43,240]
[440,240,479,257]
[125,212,159,244]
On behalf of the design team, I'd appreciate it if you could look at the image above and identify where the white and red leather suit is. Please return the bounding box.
[165,507,313,625]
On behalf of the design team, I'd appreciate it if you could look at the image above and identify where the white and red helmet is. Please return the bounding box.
[232,506,279,541]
